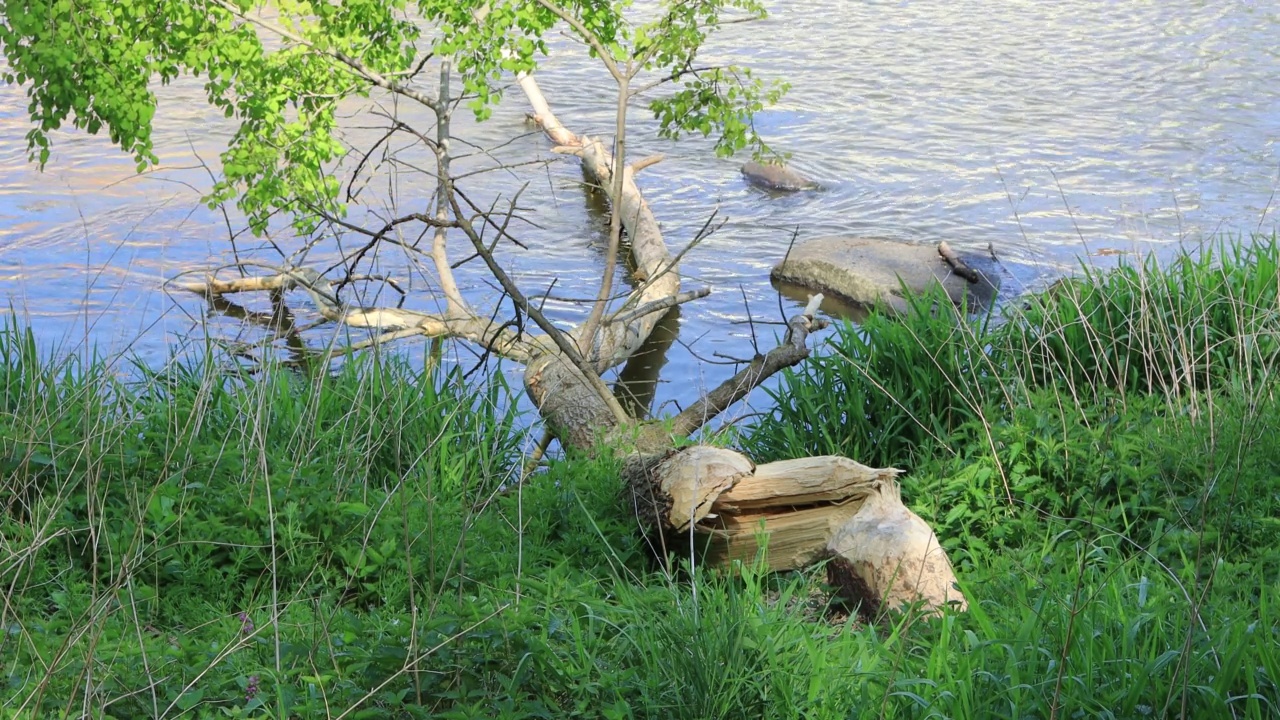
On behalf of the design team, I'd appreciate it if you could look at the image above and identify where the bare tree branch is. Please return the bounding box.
[663,294,828,438]
[316,212,451,281]
[446,190,632,425]
[628,154,664,174]
[520,75,682,370]
[430,58,470,317]
[169,264,538,364]
[607,288,710,327]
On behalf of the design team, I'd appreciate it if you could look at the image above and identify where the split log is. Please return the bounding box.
[629,446,755,532]
[628,447,965,616]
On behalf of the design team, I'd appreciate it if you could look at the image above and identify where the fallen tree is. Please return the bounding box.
[6,0,965,616]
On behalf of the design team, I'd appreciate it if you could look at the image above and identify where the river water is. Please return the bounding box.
[3,0,1279,422]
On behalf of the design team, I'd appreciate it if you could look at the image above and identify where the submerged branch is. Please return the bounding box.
[518,73,687,446]
[170,265,537,364]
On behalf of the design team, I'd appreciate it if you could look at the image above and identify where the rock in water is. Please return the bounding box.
[741,161,821,192]
[771,236,1000,314]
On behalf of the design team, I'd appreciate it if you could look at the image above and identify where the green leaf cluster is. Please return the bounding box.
[3,0,789,237]
[650,66,789,158]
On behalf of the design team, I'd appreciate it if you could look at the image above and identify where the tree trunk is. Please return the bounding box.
[520,79,967,616]
[518,77,680,450]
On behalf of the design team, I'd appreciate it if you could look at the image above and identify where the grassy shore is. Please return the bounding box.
[3,239,1279,718]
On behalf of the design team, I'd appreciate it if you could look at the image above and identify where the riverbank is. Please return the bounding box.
[3,238,1278,718]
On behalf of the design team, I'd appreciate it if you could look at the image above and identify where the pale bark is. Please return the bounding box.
[431,58,470,315]
[713,456,900,512]
[171,266,541,363]
[629,447,966,616]
[827,481,968,616]
[518,75,685,448]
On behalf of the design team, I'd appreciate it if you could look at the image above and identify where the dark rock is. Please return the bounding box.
[741,161,821,192]
[771,237,1000,314]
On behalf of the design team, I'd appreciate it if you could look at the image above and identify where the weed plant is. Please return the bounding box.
[3,237,1279,718]
[1006,238,1280,400]
[742,289,999,468]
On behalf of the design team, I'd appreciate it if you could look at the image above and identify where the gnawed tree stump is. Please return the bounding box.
[826,480,968,616]
[629,446,755,532]
[627,447,966,616]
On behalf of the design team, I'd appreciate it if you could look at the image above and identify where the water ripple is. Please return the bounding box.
[2,0,1279,413]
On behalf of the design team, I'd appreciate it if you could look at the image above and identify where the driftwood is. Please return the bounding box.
[938,241,980,284]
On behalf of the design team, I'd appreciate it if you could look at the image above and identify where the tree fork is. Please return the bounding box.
[521,78,966,617]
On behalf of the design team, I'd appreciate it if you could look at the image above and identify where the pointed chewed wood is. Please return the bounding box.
[826,480,967,617]
[655,446,755,531]
[712,456,901,512]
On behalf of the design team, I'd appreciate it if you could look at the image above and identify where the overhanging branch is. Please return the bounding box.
[665,294,828,437]
[209,0,441,112]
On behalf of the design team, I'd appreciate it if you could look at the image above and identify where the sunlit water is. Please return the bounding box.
[2,0,1279,423]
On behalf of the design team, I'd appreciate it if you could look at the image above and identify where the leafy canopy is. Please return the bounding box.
[1,0,786,234]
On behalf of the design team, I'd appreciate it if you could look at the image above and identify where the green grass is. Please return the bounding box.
[744,236,1280,469]
[3,237,1280,718]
